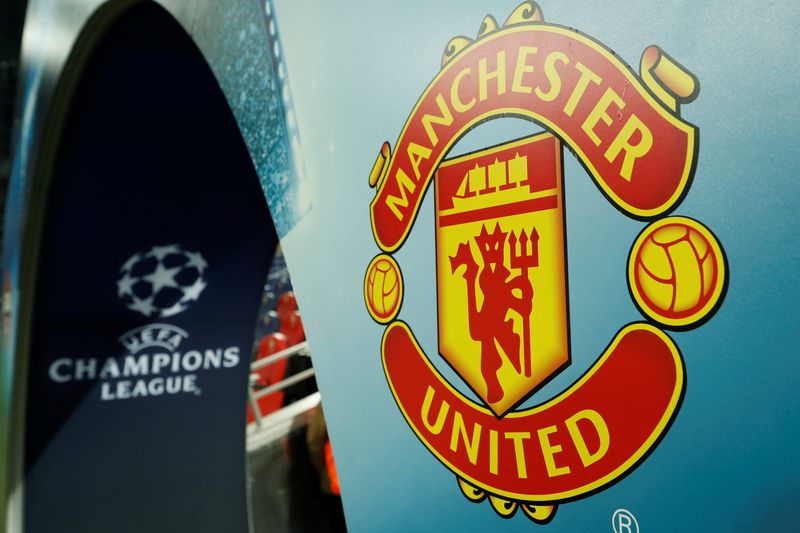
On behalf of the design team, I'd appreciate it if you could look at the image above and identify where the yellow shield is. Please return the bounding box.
[435,133,570,417]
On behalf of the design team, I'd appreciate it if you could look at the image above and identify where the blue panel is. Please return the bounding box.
[272,1,800,531]
[22,5,276,532]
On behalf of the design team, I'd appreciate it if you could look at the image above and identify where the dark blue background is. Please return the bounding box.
[24,4,276,531]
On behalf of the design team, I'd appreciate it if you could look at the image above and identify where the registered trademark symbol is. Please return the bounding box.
[612,509,639,533]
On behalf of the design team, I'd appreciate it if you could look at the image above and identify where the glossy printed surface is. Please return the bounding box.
[274,1,799,531]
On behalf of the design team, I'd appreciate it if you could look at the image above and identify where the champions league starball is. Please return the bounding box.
[117,244,209,318]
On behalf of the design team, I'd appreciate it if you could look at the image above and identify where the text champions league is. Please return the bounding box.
[46,324,241,401]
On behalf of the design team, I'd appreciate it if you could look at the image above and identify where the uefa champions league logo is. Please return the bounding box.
[117,245,208,318]
[46,244,242,401]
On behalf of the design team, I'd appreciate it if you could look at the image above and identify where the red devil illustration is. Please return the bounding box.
[450,223,539,403]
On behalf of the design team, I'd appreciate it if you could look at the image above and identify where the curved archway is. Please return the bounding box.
[13,2,277,531]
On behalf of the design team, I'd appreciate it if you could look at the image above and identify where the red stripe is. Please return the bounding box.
[438,194,558,228]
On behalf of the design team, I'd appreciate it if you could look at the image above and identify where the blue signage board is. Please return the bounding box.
[272,1,799,531]
[2,2,280,531]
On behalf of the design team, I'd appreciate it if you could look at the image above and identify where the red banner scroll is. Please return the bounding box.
[382,322,685,502]
[370,25,698,252]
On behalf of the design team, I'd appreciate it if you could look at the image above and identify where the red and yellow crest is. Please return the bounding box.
[364,1,727,524]
[436,134,568,416]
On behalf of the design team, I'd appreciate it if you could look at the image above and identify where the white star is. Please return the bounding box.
[143,263,180,293]
[180,279,207,303]
[160,301,188,318]
[120,252,141,273]
[128,296,156,317]
[185,251,208,271]
[147,244,180,261]
[117,272,137,297]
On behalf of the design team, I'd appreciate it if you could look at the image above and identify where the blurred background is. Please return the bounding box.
[0,0,27,242]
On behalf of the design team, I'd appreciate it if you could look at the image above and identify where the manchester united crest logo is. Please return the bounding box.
[436,134,569,416]
[364,1,727,524]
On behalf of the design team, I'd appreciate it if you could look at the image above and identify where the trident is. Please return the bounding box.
[509,227,539,378]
